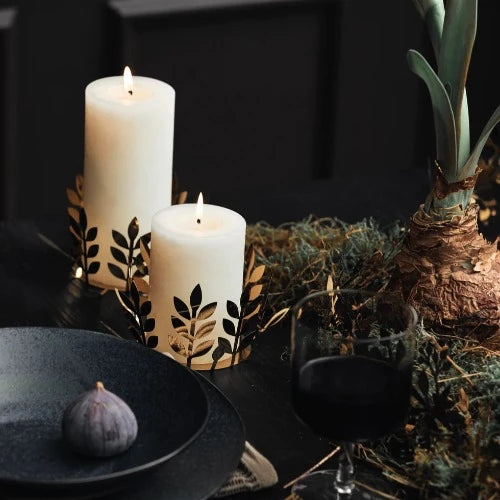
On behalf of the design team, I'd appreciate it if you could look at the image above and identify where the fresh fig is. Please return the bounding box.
[62,381,138,457]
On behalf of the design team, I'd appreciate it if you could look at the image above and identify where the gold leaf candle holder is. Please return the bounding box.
[66,176,267,370]
[155,245,266,370]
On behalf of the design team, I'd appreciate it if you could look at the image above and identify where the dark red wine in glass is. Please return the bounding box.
[293,355,412,442]
[290,290,417,499]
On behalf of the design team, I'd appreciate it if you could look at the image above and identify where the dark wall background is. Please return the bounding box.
[0,0,498,224]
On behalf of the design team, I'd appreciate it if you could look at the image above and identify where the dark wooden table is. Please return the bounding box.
[0,216,337,500]
[1,174,497,499]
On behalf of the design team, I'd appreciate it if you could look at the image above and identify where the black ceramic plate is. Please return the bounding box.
[104,373,245,500]
[4,372,245,500]
[0,327,209,495]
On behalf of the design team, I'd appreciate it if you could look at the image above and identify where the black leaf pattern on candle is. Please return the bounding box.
[216,245,267,368]
[133,234,151,278]
[112,230,128,249]
[110,246,128,265]
[190,284,202,316]
[140,301,152,316]
[79,208,87,233]
[210,337,233,370]
[174,297,191,321]
[87,261,100,275]
[108,263,126,281]
[67,175,154,347]
[169,284,218,368]
[147,336,158,348]
[87,245,99,258]
[110,234,269,370]
[171,315,187,330]
[223,318,236,336]
[108,218,150,293]
[69,216,82,239]
[227,300,240,319]
[116,279,156,348]
[66,175,100,286]
[86,227,97,242]
[143,318,155,333]
[80,215,100,281]
[128,217,139,241]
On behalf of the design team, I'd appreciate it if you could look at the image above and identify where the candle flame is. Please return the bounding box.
[123,66,133,94]
[196,193,204,224]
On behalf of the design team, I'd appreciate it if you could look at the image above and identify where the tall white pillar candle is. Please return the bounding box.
[83,69,175,288]
[150,196,246,369]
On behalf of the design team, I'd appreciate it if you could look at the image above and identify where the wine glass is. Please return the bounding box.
[290,289,417,499]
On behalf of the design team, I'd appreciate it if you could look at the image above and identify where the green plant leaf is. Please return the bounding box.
[428,189,473,216]
[457,90,470,170]
[438,0,476,170]
[407,49,457,179]
[413,0,445,58]
[460,104,500,179]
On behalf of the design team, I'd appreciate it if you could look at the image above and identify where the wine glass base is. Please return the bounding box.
[291,469,390,499]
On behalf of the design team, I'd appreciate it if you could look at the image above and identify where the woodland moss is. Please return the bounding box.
[247,216,499,499]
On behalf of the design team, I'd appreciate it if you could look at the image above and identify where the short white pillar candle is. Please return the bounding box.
[150,195,246,369]
[83,68,175,288]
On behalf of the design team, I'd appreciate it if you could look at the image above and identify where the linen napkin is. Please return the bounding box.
[214,442,278,497]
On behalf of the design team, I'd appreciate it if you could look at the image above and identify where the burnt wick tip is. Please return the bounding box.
[197,219,201,224]
[128,90,133,96]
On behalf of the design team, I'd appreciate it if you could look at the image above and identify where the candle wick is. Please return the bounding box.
[197,219,201,224]
[128,90,133,96]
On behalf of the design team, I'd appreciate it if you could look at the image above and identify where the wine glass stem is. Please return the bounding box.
[335,442,355,495]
